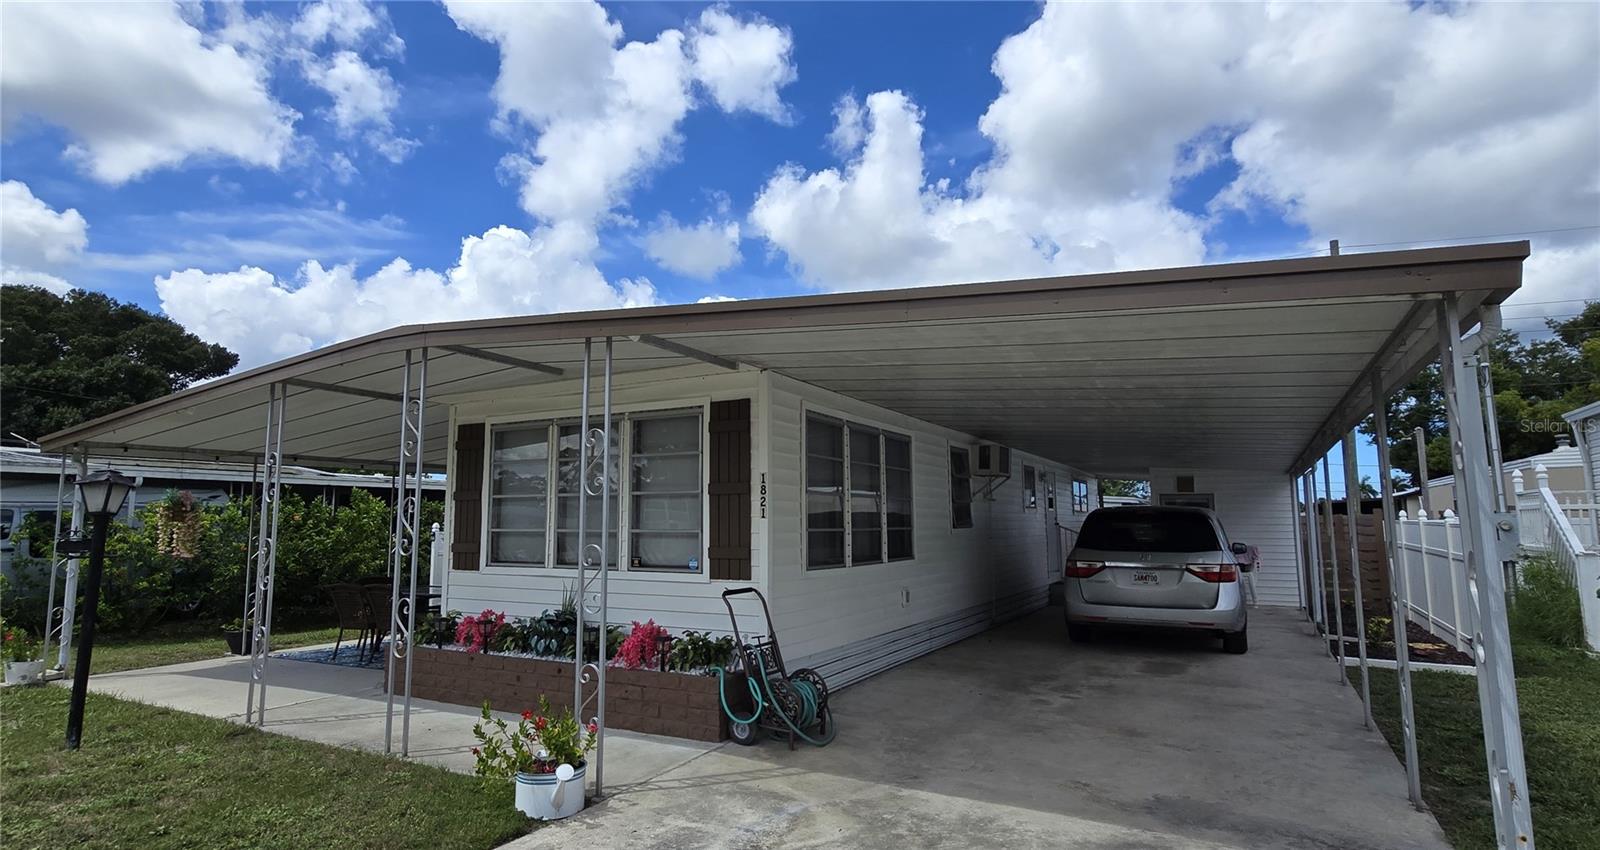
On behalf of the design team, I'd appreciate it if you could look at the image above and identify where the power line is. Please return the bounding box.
[1284,224,1600,258]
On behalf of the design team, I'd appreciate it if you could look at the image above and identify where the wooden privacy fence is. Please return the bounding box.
[1394,510,1475,652]
[1312,511,1392,624]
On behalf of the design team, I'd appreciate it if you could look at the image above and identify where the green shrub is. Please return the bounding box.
[5,491,443,636]
[1365,615,1394,648]
[1508,554,1586,650]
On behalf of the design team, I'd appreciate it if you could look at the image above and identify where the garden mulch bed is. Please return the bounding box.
[1328,619,1474,666]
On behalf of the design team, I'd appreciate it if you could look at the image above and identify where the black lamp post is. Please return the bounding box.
[65,469,135,750]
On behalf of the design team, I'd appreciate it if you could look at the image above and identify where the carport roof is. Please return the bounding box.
[40,241,1526,476]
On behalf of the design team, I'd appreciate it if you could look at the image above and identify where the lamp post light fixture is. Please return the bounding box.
[65,469,136,751]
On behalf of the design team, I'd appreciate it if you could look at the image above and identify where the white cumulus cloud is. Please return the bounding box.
[642,216,742,279]
[688,6,797,123]
[1,180,89,294]
[752,1,1599,312]
[0,2,296,184]
[446,0,796,225]
[156,223,659,368]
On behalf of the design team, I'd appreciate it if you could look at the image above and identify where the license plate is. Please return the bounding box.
[1132,571,1160,585]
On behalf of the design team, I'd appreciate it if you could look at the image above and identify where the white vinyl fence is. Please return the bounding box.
[1394,510,1476,652]
[1513,466,1600,651]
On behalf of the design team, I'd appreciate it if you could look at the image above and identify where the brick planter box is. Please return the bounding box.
[390,647,728,742]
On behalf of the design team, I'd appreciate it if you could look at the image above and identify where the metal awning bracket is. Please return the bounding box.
[629,334,739,371]
[440,345,562,376]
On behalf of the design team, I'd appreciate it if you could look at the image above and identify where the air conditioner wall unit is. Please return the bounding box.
[974,442,1011,477]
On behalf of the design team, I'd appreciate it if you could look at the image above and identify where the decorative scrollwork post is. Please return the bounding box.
[385,349,428,756]
[245,383,286,725]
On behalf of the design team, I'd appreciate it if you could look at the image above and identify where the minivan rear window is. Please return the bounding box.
[1075,509,1221,552]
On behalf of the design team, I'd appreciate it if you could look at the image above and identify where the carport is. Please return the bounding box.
[40,241,1535,847]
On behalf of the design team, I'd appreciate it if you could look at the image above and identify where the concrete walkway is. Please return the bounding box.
[88,608,1450,850]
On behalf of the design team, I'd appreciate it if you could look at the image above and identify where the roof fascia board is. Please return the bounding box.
[40,244,1527,453]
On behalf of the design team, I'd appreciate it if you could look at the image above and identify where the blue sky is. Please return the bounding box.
[2,1,1596,483]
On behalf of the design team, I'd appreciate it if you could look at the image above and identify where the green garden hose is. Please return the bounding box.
[712,664,836,747]
[713,666,765,724]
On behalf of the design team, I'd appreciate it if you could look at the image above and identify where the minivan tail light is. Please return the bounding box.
[1185,562,1238,583]
[1065,560,1105,578]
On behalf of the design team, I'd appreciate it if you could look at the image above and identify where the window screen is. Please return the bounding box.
[555,421,620,568]
[885,434,913,559]
[630,412,702,570]
[488,424,549,566]
[805,416,846,568]
[849,424,883,565]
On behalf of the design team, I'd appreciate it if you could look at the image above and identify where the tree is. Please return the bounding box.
[1099,479,1151,500]
[0,286,237,442]
[1369,302,1599,488]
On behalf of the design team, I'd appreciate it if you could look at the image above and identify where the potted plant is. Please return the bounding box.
[222,618,252,656]
[471,696,597,820]
[2,623,44,686]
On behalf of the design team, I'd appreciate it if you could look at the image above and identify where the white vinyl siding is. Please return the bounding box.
[1149,468,1302,607]
[768,373,1083,683]
[446,365,769,633]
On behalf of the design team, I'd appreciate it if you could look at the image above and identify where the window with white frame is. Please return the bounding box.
[885,434,913,559]
[488,424,550,566]
[630,412,703,570]
[950,446,973,529]
[1072,479,1091,514]
[555,421,620,568]
[484,410,703,571]
[805,413,913,569]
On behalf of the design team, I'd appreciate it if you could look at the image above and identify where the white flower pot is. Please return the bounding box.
[514,763,586,820]
[4,660,45,686]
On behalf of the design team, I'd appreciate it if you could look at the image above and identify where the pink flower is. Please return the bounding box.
[587,722,598,735]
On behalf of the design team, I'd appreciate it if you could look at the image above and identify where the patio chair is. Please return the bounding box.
[362,582,396,661]
[323,583,372,661]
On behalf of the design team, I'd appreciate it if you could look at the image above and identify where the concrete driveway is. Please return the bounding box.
[506,606,1450,850]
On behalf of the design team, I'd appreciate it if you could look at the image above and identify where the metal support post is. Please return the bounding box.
[575,338,592,728]
[1343,433,1374,729]
[41,453,68,668]
[1322,456,1346,681]
[245,384,286,725]
[1437,295,1535,849]
[238,457,259,658]
[1415,427,1433,518]
[573,336,614,797]
[1303,472,1327,634]
[56,448,88,671]
[385,349,428,756]
[1373,374,1423,808]
[1480,360,1507,513]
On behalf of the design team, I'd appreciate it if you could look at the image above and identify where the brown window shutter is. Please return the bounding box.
[707,399,752,581]
[451,423,485,571]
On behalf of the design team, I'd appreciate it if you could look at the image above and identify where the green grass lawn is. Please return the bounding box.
[1,687,533,850]
[77,622,341,673]
[1364,645,1600,850]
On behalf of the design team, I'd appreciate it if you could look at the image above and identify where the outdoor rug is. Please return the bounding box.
[273,640,388,670]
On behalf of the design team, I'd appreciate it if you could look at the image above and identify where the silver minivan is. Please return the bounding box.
[1064,506,1251,653]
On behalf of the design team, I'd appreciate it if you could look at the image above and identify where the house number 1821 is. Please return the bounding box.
[759,473,767,519]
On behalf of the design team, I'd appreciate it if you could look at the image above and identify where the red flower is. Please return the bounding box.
[521,710,533,722]
[471,747,480,755]
[587,722,598,735]
[534,716,548,731]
